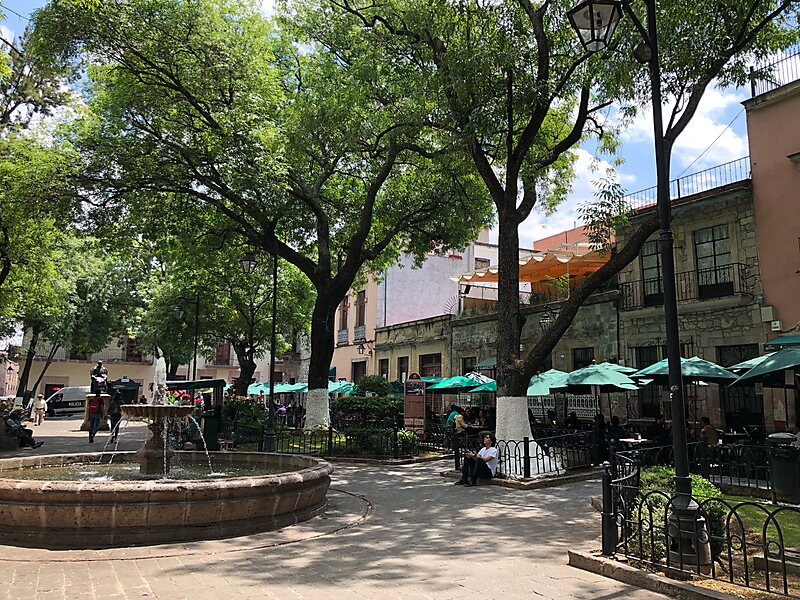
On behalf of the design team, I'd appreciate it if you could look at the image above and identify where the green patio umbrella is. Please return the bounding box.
[631,356,737,384]
[594,362,638,374]
[427,375,481,393]
[328,380,354,394]
[728,352,776,373]
[562,364,639,416]
[467,380,497,393]
[731,348,800,387]
[526,369,569,396]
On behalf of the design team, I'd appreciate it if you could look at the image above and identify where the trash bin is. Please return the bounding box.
[767,432,800,500]
[202,406,222,451]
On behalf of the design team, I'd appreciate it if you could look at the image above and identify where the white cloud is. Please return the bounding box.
[1,24,17,44]
[620,85,749,173]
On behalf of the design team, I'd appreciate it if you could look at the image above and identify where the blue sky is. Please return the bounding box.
[1,0,752,247]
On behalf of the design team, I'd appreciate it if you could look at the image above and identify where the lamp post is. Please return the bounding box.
[241,251,277,452]
[174,294,200,381]
[569,0,705,563]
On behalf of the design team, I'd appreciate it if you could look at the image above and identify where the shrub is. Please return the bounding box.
[354,375,392,397]
[331,395,402,420]
[632,466,725,562]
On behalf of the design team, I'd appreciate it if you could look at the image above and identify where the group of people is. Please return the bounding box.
[86,390,124,444]
[443,404,496,433]
[3,408,44,449]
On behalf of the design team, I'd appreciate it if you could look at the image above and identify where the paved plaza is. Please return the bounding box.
[0,417,667,600]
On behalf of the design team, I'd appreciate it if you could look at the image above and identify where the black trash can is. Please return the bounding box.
[767,432,800,500]
[202,406,222,451]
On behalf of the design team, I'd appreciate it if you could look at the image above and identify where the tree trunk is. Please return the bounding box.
[231,344,257,397]
[495,212,528,397]
[15,327,40,402]
[167,360,180,380]
[30,342,59,396]
[304,297,337,430]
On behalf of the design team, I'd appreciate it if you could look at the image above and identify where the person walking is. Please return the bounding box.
[32,393,47,426]
[108,391,123,443]
[87,392,104,443]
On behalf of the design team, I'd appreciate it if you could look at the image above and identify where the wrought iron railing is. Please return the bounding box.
[603,461,800,597]
[353,325,366,341]
[751,45,800,96]
[452,431,597,478]
[619,263,755,310]
[623,157,750,213]
[337,329,348,345]
[221,421,451,458]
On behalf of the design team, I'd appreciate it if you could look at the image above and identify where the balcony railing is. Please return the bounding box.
[353,325,366,341]
[623,157,750,213]
[750,44,800,96]
[619,263,755,310]
[337,329,349,346]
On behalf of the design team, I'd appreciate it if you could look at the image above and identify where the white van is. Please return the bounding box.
[45,386,91,416]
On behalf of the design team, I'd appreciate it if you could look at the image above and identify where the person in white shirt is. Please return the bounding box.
[791,423,800,447]
[455,432,499,486]
[32,394,47,426]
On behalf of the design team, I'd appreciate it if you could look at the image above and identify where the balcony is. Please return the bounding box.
[337,329,349,346]
[353,325,366,342]
[620,263,755,310]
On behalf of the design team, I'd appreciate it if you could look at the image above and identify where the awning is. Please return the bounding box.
[450,246,608,285]
[765,335,800,351]
[475,356,497,369]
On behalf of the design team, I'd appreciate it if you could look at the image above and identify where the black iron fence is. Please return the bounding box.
[453,430,597,478]
[751,45,800,96]
[612,442,772,495]
[620,263,754,310]
[220,421,451,459]
[604,444,800,596]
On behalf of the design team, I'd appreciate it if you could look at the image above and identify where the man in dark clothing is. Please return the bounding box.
[4,409,44,448]
[646,414,671,445]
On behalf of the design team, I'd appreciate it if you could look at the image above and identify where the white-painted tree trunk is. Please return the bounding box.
[495,396,560,477]
[304,388,330,430]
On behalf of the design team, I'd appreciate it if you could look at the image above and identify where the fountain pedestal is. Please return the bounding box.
[121,404,196,476]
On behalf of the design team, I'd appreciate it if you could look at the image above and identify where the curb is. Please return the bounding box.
[567,550,737,600]
[440,467,601,490]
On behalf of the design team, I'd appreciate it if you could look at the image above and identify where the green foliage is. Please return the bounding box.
[354,375,392,397]
[222,396,269,428]
[578,175,632,256]
[545,275,571,300]
[637,466,725,561]
[331,395,403,419]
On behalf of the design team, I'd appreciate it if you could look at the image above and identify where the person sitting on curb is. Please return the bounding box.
[4,409,44,449]
[454,432,498,486]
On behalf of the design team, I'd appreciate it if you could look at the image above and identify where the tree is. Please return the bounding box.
[33,0,493,428]
[310,0,799,411]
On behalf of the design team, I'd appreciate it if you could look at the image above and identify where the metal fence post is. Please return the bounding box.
[453,433,461,471]
[602,461,618,556]
[327,425,334,455]
[523,437,531,479]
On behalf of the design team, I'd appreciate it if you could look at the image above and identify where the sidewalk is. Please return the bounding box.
[0,420,667,600]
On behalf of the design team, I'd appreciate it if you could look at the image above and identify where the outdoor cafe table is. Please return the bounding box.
[616,437,651,450]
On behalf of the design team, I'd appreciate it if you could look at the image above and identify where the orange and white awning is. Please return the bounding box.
[450,245,609,285]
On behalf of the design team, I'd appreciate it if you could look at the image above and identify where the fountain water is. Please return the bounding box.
[0,350,332,549]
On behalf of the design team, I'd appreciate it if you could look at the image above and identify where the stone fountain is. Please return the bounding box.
[0,353,332,549]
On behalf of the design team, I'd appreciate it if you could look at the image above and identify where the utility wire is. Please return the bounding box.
[676,107,745,178]
[0,3,30,21]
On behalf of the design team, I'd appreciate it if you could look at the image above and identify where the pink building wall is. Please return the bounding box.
[745,81,800,332]
[532,225,593,251]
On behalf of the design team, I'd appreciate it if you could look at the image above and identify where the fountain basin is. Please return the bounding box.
[0,451,332,549]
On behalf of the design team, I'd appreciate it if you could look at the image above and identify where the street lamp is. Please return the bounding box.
[569,0,703,563]
[174,295,200,381]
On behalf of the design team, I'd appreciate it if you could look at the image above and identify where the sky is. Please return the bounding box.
[1,0,752,249]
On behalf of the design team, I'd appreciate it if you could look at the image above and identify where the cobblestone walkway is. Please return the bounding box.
[0,418,666,600]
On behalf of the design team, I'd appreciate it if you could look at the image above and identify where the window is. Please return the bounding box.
[397,356,409,382]
[641,240,663,306]
[215,343,231,366]
[634,346,661,418]
[572,347,595,370]
[339,297,349,331]
[462,356,477,374]
[419,353,442,378]
[474,257,490,270]
[379,358,389,379]
[717,344,763,432]
[125,337,144,362]
[694,224,733,299]
[355,290,366,328]
[351,360,367,382]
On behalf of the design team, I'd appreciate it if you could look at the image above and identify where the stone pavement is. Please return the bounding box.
[0,417,667,600]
